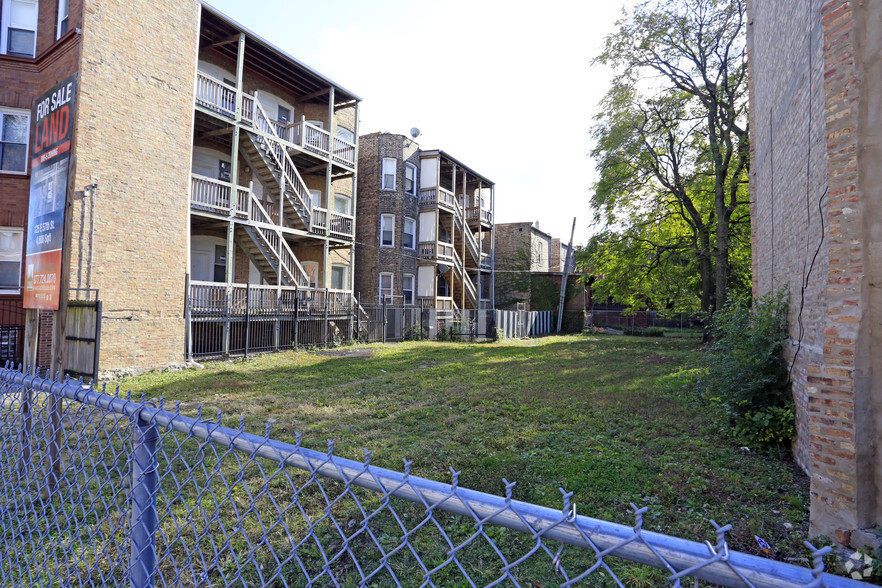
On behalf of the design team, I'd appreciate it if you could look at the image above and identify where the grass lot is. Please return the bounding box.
[119,334,814,583]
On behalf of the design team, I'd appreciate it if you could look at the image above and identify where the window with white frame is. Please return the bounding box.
[404,163,417,195]
[1,0,38,57]
[335,126,354,144]
[382,158,396,190]
[0,108,29,173]
[380,214,394,247]
[333,193,351,215]
[402,274,415,305]
[403,217,416,249]
[330,264,348,290]
[302,262,319,288]
[0,227,22,292]
[277,105,291,124]
[379,272,393,302]
[57,0,69,38]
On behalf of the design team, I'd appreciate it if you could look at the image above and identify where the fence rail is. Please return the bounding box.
[0,366,862,587]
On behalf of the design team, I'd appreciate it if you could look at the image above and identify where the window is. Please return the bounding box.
[213,245,226,283]
[382,158,396,190]
[404,163,417,195]
[334,193,351,215]
[379,273,393,302]
[57,0,69,38]
[0,228,22,292]
[0,108,28,173]
[278,105,291,124]
[403,217,415,249]
[335,126,354,144]
[437,274,450,297]
[310,189,322,208]
[302,262,318,288]
[1,0,37,57]
[330,264,347,290]
[218,160,231,182]
[402,274,414,305]
[380,214,394,247]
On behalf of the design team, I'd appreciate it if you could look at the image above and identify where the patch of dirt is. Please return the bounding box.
[315,348,375,359]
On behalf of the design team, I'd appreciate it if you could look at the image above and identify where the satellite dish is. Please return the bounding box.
[410,127,421,139]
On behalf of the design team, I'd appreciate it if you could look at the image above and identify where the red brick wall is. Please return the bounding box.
[749,0,882,540]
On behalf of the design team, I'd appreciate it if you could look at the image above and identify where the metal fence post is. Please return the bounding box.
[382,298,387,345]
[19,369,33,477]
[130,409,159,588]
[244,282,251,358]
[323,288,329,347]
[294,288,300,349]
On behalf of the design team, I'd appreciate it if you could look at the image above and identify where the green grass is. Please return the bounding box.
[113,335,815,580]
[63,335,820,586]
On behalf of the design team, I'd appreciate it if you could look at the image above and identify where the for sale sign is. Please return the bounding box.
[23,73,77,310]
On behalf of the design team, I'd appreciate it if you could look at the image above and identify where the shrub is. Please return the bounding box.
[623,327,665,337]
[702,289,793,447]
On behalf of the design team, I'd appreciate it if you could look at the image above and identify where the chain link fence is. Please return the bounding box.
[0,364,864,587]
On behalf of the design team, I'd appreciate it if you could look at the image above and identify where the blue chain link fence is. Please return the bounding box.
[0,364,866,587]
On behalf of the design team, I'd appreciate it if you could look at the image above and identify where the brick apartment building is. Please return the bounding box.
[494,221,554,309]
[748,0,882,542]
[494,221,585,327]
[354,132,494,311]
[0,0,360,374]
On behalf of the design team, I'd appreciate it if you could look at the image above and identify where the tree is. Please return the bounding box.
[580,0,750,313]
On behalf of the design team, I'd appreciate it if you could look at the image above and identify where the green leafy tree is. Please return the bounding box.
[580,0,751,313]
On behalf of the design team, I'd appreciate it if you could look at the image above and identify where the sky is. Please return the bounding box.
[206,0,626,247]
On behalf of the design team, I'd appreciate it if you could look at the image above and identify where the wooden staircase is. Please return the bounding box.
[241,100,314,232]
[236,195,310,287]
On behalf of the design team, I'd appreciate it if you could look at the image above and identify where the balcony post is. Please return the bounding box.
[234,33,245,123]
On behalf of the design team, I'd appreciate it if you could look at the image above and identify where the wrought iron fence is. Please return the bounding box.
[0,298,25,365]
[187,280,357,358]
[0,365,864,587]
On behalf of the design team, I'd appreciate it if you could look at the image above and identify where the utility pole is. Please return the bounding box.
[556,218,576,333]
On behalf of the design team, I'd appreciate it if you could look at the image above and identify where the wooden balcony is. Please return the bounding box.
[190,174,250,218]
[418,187,456,212]
[195,72,356,170]
[190,280,354,316]
[466,206,492,227]
[418,241,454,262]
[310,208,354,241]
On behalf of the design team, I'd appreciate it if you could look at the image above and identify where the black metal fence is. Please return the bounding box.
[0,299,25,366]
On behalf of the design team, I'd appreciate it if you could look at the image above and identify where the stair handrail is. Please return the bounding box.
[249,194,310,287]
[250,100,312,224]
[452,249,478,305]
[453,197,481,265]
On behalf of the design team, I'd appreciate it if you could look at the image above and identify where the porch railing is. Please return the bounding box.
[195,73,357,171]
[311,206,328,234]
[328,211,354,240]
[190,174,250,218]
[418,241,454,262]
[195,72,237,118]
[331,135,356,168]
[290,118,330,157]
[466,206,492,225]
[418,187,456,210]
